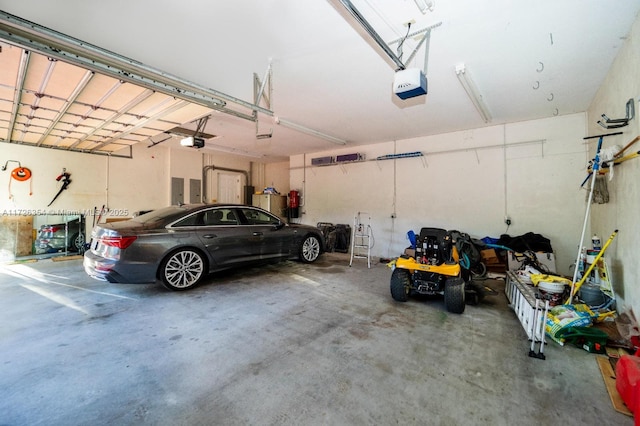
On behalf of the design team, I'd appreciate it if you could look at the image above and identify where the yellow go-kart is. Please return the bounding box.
[390,228,480,314]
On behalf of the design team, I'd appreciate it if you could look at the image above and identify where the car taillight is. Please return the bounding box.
[44,226,60,232]
[100,236,138,249]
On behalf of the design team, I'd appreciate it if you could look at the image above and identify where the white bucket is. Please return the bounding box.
[586,249,600,264]
[538,280,566,306]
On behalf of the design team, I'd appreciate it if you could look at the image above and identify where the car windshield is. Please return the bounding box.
[132,206,191,224]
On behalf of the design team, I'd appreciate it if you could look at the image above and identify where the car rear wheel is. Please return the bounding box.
[160,249,206,291]
[390,268,411,302]
[444,276,466,314]
[300,235,321,263]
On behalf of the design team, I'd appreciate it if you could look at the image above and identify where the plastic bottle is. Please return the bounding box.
[592,234,602,251]
[577,248,586,278]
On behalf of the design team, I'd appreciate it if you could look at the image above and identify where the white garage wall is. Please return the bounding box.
[291,113,589,276]
[264,161,291,195]
[587,14,640,311]
[0,142,273,241]
[0,142,170,216]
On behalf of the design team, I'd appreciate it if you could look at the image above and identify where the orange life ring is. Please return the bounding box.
[11,167,32,181]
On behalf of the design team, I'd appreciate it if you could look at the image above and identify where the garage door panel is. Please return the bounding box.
[99,84,149,110]
[23,55,53,91]
[75,74,122,105]
[0,43,22,86]
[161,103,213,123]
[0,39,234,156]
[125,93,178,116]
[46,61,90,99]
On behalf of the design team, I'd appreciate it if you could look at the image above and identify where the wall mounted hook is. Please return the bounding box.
[597,98,635,129]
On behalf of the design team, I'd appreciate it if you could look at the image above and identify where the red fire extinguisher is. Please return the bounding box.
[289,190,300,218]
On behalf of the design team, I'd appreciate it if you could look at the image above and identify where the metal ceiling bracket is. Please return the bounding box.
[254,64,273,139]
[254,64,272,110]
[390,22,441,74]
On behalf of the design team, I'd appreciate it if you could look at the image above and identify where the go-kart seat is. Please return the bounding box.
[418,227,451,265]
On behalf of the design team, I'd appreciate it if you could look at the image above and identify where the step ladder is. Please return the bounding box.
[350,212,372,268]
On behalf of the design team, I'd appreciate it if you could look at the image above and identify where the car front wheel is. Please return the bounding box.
[300,235,321,263]
[160,249,206,291]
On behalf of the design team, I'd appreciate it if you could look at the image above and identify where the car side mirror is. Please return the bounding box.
[274,221,286,230]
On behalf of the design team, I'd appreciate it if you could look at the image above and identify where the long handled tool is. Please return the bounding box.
[567,229,618,303]
[570,133,620,303]
[47,170,72,206]
[589,135,639,177]
[96,204,106,225]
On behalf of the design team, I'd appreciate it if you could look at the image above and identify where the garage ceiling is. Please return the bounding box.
[0,1,639,161]
[0,44,213,157]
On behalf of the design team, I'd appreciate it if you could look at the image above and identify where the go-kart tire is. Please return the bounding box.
[444,276,466,314]
[390,268,411,302]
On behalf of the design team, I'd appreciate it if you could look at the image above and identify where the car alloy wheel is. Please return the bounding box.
[161,249,205,290]
[300,235,320,263]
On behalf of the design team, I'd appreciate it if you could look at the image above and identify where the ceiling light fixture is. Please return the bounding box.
[275,117,347,145]
[414,0,435,14]
[455,63,492,123]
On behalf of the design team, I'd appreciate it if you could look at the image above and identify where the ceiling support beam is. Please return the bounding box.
[68,89,156,149]
[89,100,190,151]
[6,49,30,144]
[20,57,57,141]
[37,69,95,146]
[275,117,347,145]
[337,0,406,70]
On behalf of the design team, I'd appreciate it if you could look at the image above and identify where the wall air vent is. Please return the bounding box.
[311,156,334,166]
[336,153,363,163]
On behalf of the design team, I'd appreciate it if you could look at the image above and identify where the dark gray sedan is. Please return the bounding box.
[83,204,325,290]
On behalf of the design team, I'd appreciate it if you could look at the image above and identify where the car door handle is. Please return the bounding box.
[252,232,263,236]
[202,234,217,239]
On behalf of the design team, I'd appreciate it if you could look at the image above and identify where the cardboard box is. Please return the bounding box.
[404,247,416,258]
[480,249,500,264]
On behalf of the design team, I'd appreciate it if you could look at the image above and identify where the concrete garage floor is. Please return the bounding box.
[0,253,631,426]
